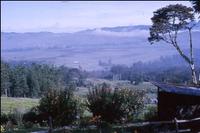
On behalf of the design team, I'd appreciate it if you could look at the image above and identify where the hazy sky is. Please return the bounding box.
[1,1,192,33]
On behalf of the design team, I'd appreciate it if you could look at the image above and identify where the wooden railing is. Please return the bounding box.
[174,117,200,133]
[31,117,200,133]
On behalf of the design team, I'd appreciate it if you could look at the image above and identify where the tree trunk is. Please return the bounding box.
[188,28,198,85]
[190,63,198,85]
[5,89,8,97]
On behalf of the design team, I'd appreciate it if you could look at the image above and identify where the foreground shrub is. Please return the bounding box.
[22,110,37,124]
[23,121,34,129]
[87,84,145,123]
[0,113,8,125]
[78,116,91,128]
[1,111,21,127]
[37,89,79,127]
[144,105,158,121]
[6,113,18,125]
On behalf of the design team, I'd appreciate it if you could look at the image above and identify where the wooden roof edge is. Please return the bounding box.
[150,81,200,89]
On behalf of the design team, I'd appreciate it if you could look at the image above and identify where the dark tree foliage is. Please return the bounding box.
[1,61,11,96]
[27,70,40,97]
[37,89,79,127]
[87,84,144,123]
[22,111,37,124]
[148,4,194,44]
[11,65,29,97]
[191,0,200,13]
[0,113,8,125]
[102,54,200,85]
[1,61,86,97]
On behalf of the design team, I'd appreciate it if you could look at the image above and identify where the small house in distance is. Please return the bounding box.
[153,82,200,121]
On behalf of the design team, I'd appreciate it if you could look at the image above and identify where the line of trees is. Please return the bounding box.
[91,54,200,85]
[1,60,86,97]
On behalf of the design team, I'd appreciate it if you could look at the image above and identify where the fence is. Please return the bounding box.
[32,117,200,133]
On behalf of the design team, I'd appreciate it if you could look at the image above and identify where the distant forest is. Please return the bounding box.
[90,54,200,85]
[1,53,200,98]
[1,61,86,97]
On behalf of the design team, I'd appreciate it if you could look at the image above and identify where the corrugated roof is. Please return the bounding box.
[152,82,200,96]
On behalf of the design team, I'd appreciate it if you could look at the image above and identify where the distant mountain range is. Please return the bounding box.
[77,21,200,33]
[1,24,200,70]
[76,25,150,34]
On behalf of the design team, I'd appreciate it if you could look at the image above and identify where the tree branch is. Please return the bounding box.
[173,41,191,64]
[162,33,172,44]
[168,31,174,44]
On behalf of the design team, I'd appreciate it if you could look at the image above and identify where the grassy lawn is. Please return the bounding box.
[1,97,39,114]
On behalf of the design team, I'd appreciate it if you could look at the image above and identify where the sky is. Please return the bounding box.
[1,1,192,33]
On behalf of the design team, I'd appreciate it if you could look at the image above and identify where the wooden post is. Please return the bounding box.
[174,117,179,133]
[48,116,53,133]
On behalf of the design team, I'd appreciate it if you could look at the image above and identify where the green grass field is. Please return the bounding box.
[1,97,39,114]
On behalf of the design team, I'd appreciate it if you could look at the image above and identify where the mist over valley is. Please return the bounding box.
[2,24,200,70]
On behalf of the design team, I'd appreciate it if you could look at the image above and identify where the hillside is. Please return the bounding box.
[1,25,200,70]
